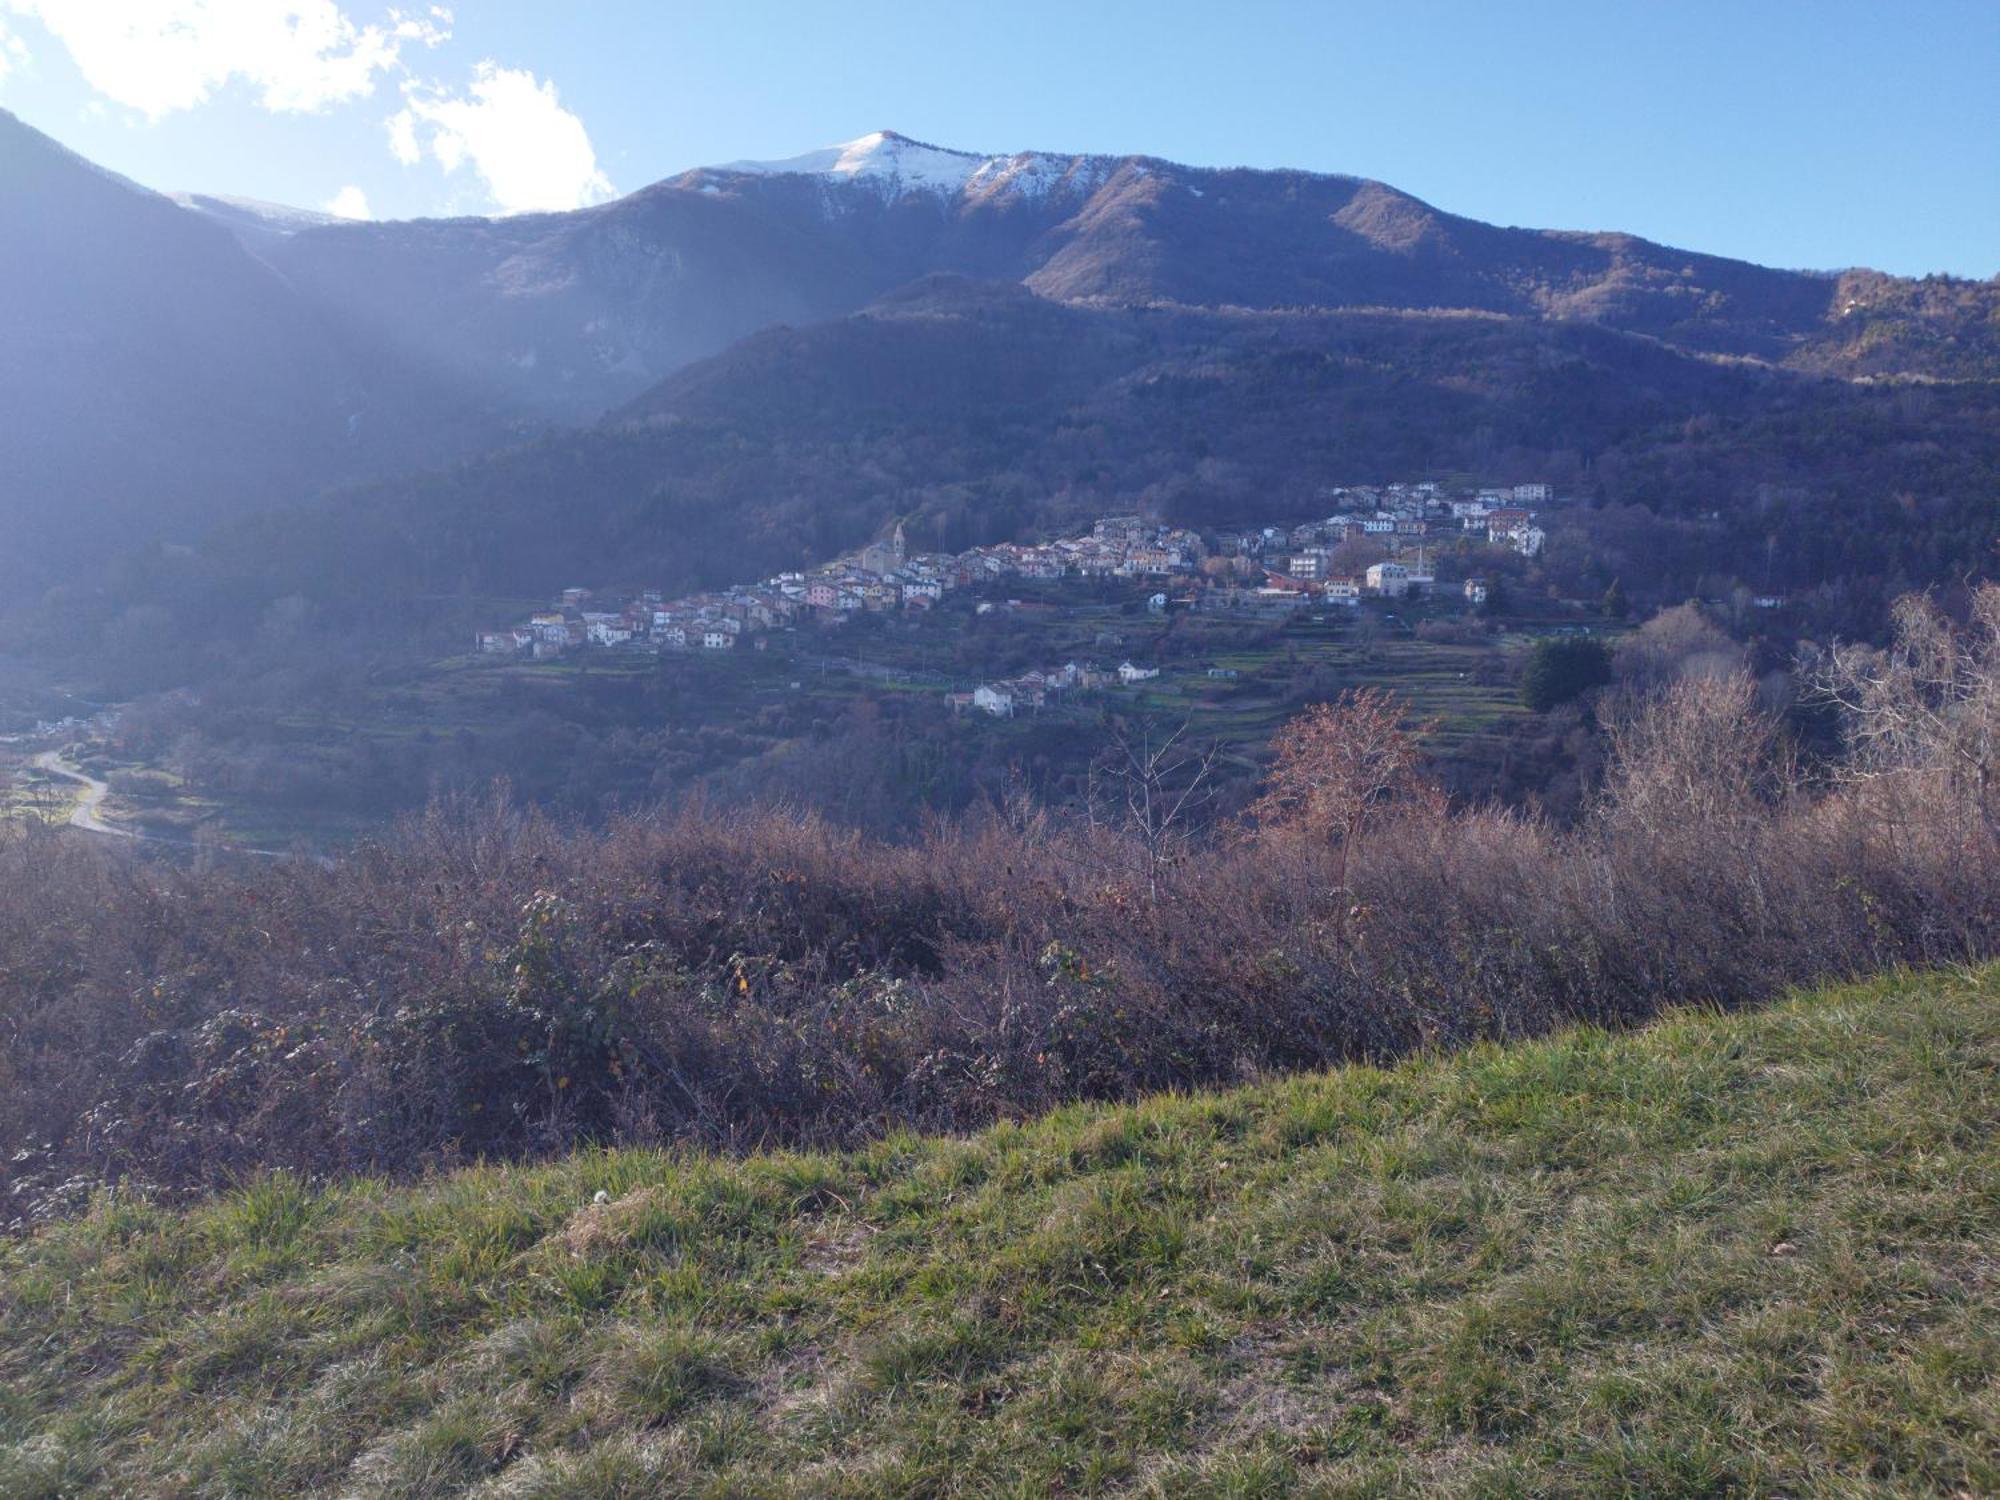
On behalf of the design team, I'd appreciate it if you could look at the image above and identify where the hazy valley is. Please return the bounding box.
[1,60,1997,1492]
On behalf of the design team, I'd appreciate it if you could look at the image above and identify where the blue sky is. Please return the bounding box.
[1,1,1994,275]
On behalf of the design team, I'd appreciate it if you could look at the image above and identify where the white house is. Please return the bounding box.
[973,684,1015,717]
[1464,577,1489,606]
[701,630,736,650]
[1118,661,1161,684]
[1365,561,1411,598]
[1513,483,1552,504]
[1508,525,1546,558]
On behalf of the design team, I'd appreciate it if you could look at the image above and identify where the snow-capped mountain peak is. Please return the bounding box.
[709,131,1114,205]
[719,131,983,192]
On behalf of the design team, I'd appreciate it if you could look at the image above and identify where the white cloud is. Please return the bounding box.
[386,105,419,164]
[0,16,27,86]
[324,183,372,218]
[3,1,450,119]
[388,61,613,214]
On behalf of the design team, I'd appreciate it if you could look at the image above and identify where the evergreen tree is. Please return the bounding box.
[1602,578,1630,620]
[1521,636,1614,712]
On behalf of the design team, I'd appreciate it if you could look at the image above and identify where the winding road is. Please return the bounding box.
[24,746,301,860]
[30,748,132,837]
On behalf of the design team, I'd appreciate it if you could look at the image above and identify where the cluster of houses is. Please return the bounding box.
[474,516,1215,660]
[947,658,1161,719]
[1214,481,1549,606]
[475,483,1561,667]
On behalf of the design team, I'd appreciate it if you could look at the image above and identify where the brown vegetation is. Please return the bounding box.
[3,589,1998,1226]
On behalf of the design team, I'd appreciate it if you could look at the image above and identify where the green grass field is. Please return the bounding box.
[4,964,1995,1496]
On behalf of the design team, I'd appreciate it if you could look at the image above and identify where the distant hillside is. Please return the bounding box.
[8,110,1995,602]
[0,111,517,591]
[102,278,1989,653]
[4,964,1994,1495]
[205,127,1999,431]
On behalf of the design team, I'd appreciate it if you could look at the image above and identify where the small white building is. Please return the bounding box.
[701,630,736,650]
[1366,562,1412,598]
[973,684,1015,717]
[1118,661,1161,684]
[1509,525,1546,558]
[1464,577,1489,606]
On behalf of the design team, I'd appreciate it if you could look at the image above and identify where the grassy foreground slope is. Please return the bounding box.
[3,968,1997,1498]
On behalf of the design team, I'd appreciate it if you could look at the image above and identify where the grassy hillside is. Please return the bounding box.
[3,965,1996,1497]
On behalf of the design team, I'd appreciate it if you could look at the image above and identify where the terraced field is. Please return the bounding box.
[68,593,1598,849]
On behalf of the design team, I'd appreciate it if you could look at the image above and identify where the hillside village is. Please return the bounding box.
[476,481,1562,716]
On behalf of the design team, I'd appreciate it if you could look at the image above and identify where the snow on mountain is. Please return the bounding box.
[172,192,341,229]
[720,131,982,192]
[710,130,1112,205]
[171,192,344,251]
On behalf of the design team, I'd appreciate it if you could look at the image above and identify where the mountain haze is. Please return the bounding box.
[6,117,1995,597]
[124,274,1992,658]
[205,129,2000,421]
[0,111,514,590]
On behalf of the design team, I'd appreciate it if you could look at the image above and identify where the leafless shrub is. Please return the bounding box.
[1601,673,1796,838]
[1,595,1997,1224]
[1808,583,2000,837]
[1615,601,1747,689]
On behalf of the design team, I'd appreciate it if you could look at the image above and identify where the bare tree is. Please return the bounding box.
[1807,584,2000,836]
[1600,672,1792,838]
[1247,687,1433,942]
[1088,715,1225,903]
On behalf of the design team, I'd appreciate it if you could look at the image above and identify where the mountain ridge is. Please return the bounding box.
[0,108,521,591]
[181,123,2000,421]
[4,108,1996,600]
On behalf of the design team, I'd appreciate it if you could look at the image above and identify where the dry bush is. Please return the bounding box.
[1601,673,1796,838]
[1615,601,1747,689]
[2,597,1998,1225]
[1809,582,2000,836]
